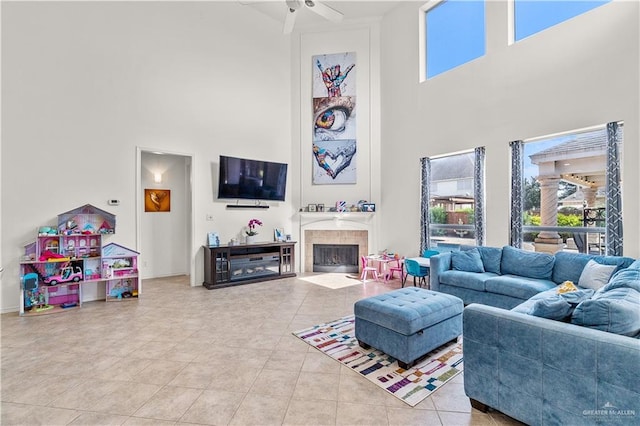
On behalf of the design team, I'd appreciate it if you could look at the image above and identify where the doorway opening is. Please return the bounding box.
[136,148,195,286]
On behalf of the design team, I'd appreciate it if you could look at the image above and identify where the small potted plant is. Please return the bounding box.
[245,218,263,244]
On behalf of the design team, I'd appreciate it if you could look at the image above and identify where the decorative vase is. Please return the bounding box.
[246,235,257,244]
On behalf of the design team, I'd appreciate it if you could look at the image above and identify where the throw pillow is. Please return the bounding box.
[451,248,484,272]
[512,296,573,320]
[513,288,594,320]
[572,287,640,336]
[451,248,485,273]
[476,246,502,274]
[578,260,617,290]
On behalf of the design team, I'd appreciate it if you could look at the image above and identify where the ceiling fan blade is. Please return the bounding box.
[305,1,343,23]
[283,8,297,34]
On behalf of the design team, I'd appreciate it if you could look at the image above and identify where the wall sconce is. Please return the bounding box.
[154,172,162,183]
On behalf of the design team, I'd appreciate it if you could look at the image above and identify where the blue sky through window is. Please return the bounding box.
[426,0,485,79]
[514,0,611,41]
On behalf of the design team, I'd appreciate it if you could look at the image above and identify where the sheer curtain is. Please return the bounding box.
[606,122,623,256]
[474,147,486,246]
[509,140,524,248]
[420,157,431,254]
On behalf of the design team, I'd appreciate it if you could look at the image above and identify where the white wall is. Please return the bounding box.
[379,0,640,258]
[1,2,292,312]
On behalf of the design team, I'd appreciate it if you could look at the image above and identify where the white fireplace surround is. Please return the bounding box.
[299,212,377,273]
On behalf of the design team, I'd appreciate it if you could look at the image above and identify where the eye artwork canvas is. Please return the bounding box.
[312,52,357,184]
[144,189,171,212]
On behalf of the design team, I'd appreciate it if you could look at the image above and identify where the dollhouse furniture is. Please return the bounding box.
[354,287,463,369]
[101,243,140,301]
[19,204,139,315]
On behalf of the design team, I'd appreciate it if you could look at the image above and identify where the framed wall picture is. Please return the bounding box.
[308,204,317,212]
[144,189,171,212]
[361,203,376,212]
[207,232,220,247]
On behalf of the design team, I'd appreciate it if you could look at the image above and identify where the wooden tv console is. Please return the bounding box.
[202,241,296,289]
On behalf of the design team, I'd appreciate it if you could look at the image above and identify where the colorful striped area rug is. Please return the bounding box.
[293,315,463,407]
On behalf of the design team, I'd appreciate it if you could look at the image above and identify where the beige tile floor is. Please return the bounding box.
[1,275,524,426]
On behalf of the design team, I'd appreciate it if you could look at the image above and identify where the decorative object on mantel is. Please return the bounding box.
[274,228,285,242]
[316,204,325,212]
[361,203,375,212]
[308,204,317,212]
[336,200,347,212]
[312,52,357,185]
[245,218,262,244]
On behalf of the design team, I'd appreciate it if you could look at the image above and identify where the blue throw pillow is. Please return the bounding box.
[513,288,594,320]
[476,246,502,274]
[512,296,573,320]
[451,248,485,273]
[501,245,555,280]
[572,287,640,337]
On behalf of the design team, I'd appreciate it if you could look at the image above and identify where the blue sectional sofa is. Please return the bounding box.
[430,246,640,425]
[430,245,635,309]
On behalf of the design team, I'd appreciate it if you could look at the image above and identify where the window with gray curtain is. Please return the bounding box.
[420,149,485,254]
[511,122,623,255]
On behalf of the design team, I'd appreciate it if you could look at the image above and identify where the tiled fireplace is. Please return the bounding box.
[305,230,368,273]
[299,212,375,273]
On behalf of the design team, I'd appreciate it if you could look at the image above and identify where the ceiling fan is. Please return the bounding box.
[283,0,344,34]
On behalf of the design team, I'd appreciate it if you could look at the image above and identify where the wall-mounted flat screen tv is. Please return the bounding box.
[218,155,288,202]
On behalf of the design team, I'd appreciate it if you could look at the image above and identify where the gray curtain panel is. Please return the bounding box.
[509,140,524,248]
[606,122,623,256]
[420,157,431,254]
[474,147,486,246]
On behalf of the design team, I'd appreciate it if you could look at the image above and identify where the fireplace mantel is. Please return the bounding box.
[299,212,377,273]
[299,212,375,226]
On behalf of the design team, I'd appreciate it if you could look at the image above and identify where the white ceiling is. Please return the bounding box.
[238,1,411,31]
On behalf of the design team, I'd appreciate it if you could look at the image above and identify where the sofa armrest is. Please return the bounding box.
[429,252,452,291]
[463,304,640,426]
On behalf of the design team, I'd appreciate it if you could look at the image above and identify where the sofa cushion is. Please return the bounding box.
[476,246,502,274]
[552,252,596,284]
[552,251,635,284]
[571,287,640,337]
[578,259,617,290]
[451,248,485,273]
[512,287,595,320]
[437,270,497,292]
[485,275,557,300]
[501,246,555,280]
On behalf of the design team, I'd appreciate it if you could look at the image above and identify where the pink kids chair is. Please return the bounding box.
[360,256,379,282]
[385,256,404,282]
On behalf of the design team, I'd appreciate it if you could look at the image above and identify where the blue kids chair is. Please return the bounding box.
[403,259,429,288]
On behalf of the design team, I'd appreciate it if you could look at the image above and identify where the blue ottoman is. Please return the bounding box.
[354,287,463,369]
